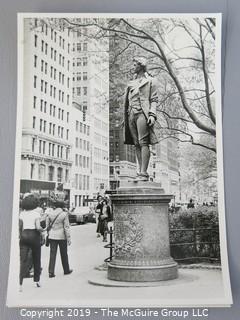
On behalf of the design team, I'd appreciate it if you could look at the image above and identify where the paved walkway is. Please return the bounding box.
[9,224,229,307]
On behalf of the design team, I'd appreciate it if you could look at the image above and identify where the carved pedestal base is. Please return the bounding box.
[108,182,178,282]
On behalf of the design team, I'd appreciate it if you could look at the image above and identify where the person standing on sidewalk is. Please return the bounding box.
[46,200,72,278]
[19,194,43,291]
[99,197,112,242]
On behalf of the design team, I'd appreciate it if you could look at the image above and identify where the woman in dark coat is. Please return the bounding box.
[98,198,112,242]
[19,194,43,291]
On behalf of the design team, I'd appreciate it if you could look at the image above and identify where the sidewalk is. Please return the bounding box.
[11,224,228,307]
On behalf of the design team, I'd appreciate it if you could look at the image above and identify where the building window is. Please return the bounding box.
[45,43,48,55]
[34,35,37,47]
[67,112,69,123]
[76,87,81,96]
[66,129,69,140]
[33,96,37,109]
[32,116,36,129]
[57,167,63,182]
[45,62,47,74]
[51,28,53,40]
[41,40,44,52]
[83,42,87,51]
[44,101,47,113]
[34,76,37,88]
[83,72,87,80]
[83,87,87,95]
[40,119,43,131]
[43,141,46,154]
[34,55,37,68]
[52,144,55,157]
[65,169,69,183]
[49,122,52,134]
[32,138,35,152]
[41,80,44,92]
[77,43,81,52]
[82,57,88,66]
[41,60,44,72]
[48,166,54,181]
[39,164,46,180]
[30,164,35,179]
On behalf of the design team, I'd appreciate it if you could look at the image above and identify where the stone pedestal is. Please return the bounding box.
[108,181,178,282]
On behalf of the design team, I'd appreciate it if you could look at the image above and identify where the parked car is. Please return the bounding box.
[68,206,96,224]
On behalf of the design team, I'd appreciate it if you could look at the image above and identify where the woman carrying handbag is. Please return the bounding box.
[46,200,72,278]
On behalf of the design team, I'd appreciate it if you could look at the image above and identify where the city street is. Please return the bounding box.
[12,223,228,307]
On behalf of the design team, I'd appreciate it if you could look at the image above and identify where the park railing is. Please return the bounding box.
[104,207,221,264]
[169,226,220,263]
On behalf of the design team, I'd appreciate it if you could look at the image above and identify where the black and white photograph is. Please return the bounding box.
[6,13,232,307]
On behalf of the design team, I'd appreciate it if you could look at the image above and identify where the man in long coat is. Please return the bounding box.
[123,57,160,181]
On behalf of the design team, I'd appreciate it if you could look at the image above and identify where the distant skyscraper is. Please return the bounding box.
[71,21,109,204]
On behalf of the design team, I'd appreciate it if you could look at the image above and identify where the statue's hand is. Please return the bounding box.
[147,116,155,127]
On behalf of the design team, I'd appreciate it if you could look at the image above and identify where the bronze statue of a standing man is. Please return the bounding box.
[123,57,160,181]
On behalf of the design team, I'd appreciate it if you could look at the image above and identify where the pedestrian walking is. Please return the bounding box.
[46,200,72,278]
[19,194,43,291]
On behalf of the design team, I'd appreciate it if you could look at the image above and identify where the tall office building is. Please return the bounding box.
[21,19,73,198]
[71,21,109,205]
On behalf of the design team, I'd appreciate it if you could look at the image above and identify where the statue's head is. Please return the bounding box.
[132,56,147,74]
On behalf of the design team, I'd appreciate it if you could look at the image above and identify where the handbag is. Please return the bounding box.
[45,211,62,247]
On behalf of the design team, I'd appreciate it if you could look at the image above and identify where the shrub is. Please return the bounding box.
[169,206,220,262]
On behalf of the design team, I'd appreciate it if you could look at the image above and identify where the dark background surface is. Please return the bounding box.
[1,0,240,319]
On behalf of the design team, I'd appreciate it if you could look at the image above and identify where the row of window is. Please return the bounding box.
[75,138,90,151]
[74,86,88,96]
[34,56,70,87]
[73,57,88,67]
[74,194,90,208]
[32,137,70,160]
[32,117,69,140]
[75,154,90,168]
[73,42,88,52]
[73,72,88,81]
[34,34,71,66]
[34,19,71,46]
[31,162,69,183]
[33,98,70,121]
[33,76,70,104]
[75,121,90,135]
[75,174,90,190]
